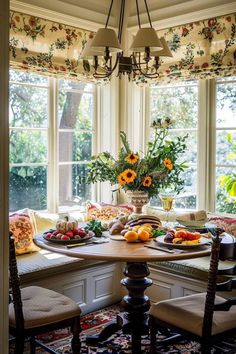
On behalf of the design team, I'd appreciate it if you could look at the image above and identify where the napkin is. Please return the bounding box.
[176,210,207,222]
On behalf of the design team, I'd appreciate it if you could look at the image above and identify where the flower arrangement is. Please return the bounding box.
[81,118,188,199]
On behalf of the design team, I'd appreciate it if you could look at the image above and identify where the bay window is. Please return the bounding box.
[149,77,236,215]
[9,70,96,213]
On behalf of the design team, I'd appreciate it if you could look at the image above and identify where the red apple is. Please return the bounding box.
[65,231,74,239]
[61,235,70,241]
[56,233,64,239]
[45,233,52,240]
[77,229,87,238]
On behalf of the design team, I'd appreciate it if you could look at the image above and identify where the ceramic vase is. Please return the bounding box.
[126,190,149,214]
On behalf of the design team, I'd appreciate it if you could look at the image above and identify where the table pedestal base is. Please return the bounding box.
[86,262,152,354]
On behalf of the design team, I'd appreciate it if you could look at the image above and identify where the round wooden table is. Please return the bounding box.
[34,234,211,354]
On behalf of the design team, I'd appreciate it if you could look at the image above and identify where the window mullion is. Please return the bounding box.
[48,77,58,213]
[198,80,208,210]
[207,79,216,212]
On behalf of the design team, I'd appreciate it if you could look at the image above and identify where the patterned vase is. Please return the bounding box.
[126,191,149,214]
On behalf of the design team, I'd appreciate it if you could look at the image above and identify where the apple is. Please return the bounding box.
[56,233,64,239]
[45,233,52,240]
[61,235,70,241]
[52,230,60,236]
[65,231,74,239]
[77,229,87,238]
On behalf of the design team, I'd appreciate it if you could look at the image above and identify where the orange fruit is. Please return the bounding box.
[139,225,153,235]
[124,230,139,242]
[137,229,150,242]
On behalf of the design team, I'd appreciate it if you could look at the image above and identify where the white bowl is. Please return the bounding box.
[176,218,209,228]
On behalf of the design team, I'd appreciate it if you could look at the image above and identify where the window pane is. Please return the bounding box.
[10,131,47,164]
[10,84,48,128]
[175,167,197,209]
[168,131,197,164]
[215,78,236,215]
[59,164,91,208]
[58,78,94,209]
[59,131,92,162]
[150,81,198,210]
[216,130,236,166]
[216,81,236,128]
[215,167,236,214]
[9,166,47,212]
[10,70,48,85]
[150,83,198,129]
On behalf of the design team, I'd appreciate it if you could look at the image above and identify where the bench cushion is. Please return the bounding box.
[149,256,236,281]
[17,249,106,283]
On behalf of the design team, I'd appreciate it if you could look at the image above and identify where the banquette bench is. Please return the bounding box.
[12,207,236,312]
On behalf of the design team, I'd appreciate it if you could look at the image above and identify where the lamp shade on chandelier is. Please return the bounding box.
[80,0,173,80]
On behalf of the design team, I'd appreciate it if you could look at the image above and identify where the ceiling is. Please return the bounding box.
[11,0,236,30]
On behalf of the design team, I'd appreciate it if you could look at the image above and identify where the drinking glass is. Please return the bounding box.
[159,191,175,226]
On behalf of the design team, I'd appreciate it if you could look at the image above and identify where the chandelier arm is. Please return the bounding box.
[144,0,152,28]
[105,0,114,28]
[93,52,120,79]
[135,0,141,28]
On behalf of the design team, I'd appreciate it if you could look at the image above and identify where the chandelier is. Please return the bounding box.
[80,0,172,80]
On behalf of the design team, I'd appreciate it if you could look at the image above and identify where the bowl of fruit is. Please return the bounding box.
[43,218,94,244]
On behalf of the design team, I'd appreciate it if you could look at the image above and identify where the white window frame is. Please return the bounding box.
[9,72,98,213]
[145,77,236,215]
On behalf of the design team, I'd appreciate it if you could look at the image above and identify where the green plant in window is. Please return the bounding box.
[218,133,236,198]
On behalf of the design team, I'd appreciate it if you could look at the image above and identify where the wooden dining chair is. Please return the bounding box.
[9,233,82,354]
[149,231,236,354]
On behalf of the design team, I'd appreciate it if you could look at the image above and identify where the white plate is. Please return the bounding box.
[155,235,211,249]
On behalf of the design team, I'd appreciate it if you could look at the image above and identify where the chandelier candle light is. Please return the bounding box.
[79,119,188,213]
[80,0,173,80]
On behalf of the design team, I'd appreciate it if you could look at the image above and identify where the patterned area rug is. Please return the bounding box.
[9,304,213,353]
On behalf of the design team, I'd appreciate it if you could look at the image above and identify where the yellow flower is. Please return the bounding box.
[123,169,137,183]
[125,153,139,164]
[117,173,126,186]
[142,176,152,187]
[164,158,173,171]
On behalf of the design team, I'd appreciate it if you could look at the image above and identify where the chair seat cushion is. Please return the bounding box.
[9,286,81,329]
[149,293,236,336]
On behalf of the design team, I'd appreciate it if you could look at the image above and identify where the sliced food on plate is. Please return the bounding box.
[164,229,202,245]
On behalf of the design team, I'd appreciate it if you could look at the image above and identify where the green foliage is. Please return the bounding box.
[84,220,106,237]
[79,119,188,198]
[218,133,236,198]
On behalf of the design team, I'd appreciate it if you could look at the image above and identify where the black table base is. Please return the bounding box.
[86,262,152,354]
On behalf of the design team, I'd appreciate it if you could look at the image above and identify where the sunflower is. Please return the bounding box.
[122,169,137,183]
[117,173,126,186]
[125,152,139,164]
[142,176,152,187]
[163,158,173,171]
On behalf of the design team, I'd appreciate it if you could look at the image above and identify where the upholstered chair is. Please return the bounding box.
[149,231,236,354]
[9,233,82,354]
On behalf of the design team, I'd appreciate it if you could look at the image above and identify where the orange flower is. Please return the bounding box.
[164,158,173,171]
[117,173,126,186]
[122,169,137,184]
[125,153,139,164]
[142,176,152,187]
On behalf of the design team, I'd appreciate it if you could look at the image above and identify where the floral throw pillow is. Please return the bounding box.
[9,213,39,254]
[208,216,236,237]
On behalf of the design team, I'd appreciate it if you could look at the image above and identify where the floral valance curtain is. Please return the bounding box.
[9,11,95,81]
[154,13,236,82]
[9,11,236,82]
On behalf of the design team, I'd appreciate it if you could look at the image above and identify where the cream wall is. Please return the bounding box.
[0,0,9,353]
